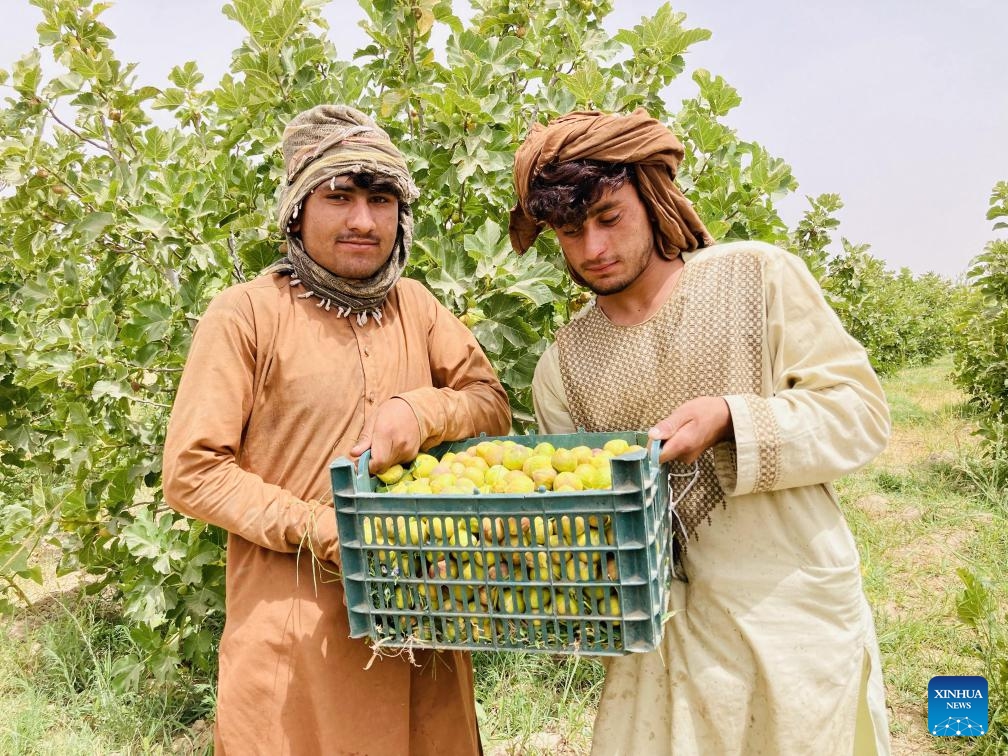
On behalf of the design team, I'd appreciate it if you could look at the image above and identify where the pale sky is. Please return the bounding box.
[3,0,1006,279]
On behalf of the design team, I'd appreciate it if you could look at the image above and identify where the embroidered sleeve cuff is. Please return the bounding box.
[717,394,751,495]
[718,394,783,495]
[712,440,739,495]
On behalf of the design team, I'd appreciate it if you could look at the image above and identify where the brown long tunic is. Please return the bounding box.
[163,273,511,755]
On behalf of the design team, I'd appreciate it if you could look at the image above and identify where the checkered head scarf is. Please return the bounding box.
[265,104,420,324]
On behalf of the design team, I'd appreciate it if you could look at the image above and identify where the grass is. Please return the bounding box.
[837,357,1007,755]
[0,593,214,755]
[475,651,601,755]
[1,355,1005,755]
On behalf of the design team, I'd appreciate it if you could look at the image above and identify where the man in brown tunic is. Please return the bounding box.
[163,104,510,755]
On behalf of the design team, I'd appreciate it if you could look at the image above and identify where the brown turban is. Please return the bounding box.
[509,108,714,257]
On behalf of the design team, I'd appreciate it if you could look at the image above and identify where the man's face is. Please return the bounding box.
[292,175,400,279]
[552,181,658,296]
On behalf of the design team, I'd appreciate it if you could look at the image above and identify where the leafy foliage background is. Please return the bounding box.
[0,0,961,684]
[954,181,1008,445]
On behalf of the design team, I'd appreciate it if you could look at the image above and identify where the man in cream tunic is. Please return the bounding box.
[510,108,891,755]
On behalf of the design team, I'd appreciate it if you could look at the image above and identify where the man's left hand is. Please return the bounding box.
[350,397,422,474]
[648,396,734,465]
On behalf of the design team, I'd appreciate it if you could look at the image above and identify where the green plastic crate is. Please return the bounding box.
[329,431,675,656]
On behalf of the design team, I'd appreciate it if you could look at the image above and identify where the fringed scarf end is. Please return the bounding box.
[286,270,384,324]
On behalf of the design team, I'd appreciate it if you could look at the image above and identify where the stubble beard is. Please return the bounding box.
[586,276,633,296]
[581,253,652,297]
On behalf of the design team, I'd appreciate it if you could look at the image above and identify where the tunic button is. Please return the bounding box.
[367,393,375,404]
[363,346,370,357]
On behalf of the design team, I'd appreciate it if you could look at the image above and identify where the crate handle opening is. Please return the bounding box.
[647,438,661,470]
[356,449,373,489]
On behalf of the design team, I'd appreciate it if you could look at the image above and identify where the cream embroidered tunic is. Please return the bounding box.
[533,242,891,756]
[163,274,510,755]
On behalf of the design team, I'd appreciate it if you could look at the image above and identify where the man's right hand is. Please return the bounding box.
[647,396,734,465]
[349,397,422,474]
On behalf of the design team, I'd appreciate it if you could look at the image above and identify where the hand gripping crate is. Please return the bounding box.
[329,431,679,656]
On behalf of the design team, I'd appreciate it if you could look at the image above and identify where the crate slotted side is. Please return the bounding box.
[329,431,673,656]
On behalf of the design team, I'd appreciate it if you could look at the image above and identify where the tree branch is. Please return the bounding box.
[228,235,245,283]
[100,117,122,168]
[44,102,112,155]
